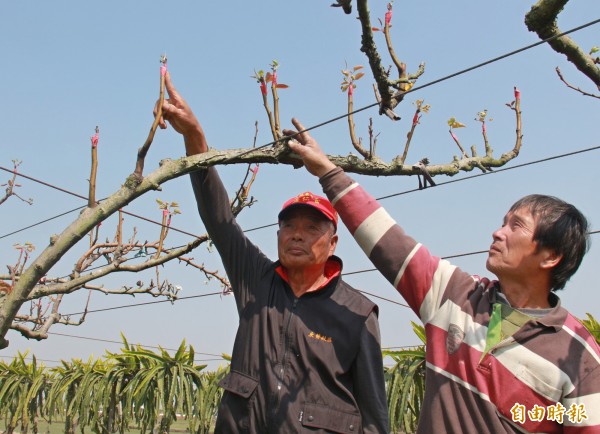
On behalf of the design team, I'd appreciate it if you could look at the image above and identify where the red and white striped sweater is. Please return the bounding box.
[320,167,600,434]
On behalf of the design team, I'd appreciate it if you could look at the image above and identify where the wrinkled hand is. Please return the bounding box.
[283,118,336,178]
[154,72,207,155]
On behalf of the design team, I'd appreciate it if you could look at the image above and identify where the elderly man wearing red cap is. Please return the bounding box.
[157,73,389,433]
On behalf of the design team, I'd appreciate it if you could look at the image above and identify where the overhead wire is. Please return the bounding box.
[62,291,226,316]
[0,353,226,366]
[243,145,600,232]
[47,331,224,358]
[0,166,205,240]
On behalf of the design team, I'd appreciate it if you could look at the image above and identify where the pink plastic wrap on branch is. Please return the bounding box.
[451,131,459,142]
[272,70,278,86]
[385,2,393,26]
[412,112,419,127]
[514,87,521,99]
[160,55,168,77]
[252,164,260,175]
[348,84,354,96]
[91,130,99,148]
[162,209,169,217]
[482,123,487,134]
[260,81,267,96]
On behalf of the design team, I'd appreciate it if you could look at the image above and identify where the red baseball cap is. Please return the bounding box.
[278,192,338,231]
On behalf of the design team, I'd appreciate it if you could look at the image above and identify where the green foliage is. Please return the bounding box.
[0,352,52,433]
[383,322,426,434]
[2,336,230,434]
[580,313,600,345]
[47,356,111,434]
[105,337,206,434]
[195,365,229,434]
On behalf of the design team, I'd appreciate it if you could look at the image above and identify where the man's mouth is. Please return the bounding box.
[489,244,501,253]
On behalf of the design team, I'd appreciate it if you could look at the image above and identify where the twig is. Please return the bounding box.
[134,55,168,179]
[555,67,600,99]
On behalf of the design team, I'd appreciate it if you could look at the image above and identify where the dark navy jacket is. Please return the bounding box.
[190,168,389,433]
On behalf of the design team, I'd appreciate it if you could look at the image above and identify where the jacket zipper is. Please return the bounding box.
[270,297,298,428]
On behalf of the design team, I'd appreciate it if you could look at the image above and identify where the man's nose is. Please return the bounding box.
[492,226,505,241]
[291,227,305,240]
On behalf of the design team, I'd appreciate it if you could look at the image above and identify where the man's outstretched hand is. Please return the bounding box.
[154,72,207,156]
[283,118,336,178]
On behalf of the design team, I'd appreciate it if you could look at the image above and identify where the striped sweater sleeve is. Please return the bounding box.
[320,167,470,323]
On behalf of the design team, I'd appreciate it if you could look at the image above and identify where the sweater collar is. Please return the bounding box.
[489,283,566,332]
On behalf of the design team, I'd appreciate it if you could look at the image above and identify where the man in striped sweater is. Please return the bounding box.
[285,118,600,433]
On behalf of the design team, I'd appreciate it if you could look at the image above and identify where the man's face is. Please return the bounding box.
[277,207,338,271]
[486,206,548,280]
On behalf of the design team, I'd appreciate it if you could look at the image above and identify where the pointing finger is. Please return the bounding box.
[291,118,307,137]
[164,71,180,101]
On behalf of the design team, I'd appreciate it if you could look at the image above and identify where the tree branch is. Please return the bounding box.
[525,0,600,90]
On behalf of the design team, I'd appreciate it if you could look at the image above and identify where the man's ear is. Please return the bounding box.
[540,249,562,270]
[329,234,339,256]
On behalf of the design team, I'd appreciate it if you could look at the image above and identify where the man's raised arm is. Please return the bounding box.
[285,118,460,321]
[158,73,272,313]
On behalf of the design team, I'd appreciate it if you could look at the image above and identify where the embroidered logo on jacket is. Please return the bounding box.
[446,323,465,355]
[308,331,332,343]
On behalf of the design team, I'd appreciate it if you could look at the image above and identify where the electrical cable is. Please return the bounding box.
[243,145,600,232]
[0,167,205,240]
[47,331,224,358]
[62,291,227,316]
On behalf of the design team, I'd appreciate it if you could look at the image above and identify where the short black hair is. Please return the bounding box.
[509,194,590,291]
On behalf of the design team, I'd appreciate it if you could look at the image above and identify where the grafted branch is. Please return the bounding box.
[354,0,425,117]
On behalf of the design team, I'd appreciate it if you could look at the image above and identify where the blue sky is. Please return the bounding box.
[1,1,599,370]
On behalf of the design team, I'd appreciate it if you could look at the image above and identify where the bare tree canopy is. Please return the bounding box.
[0,1,598,360]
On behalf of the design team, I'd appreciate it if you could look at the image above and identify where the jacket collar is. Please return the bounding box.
[274,255,343,295]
